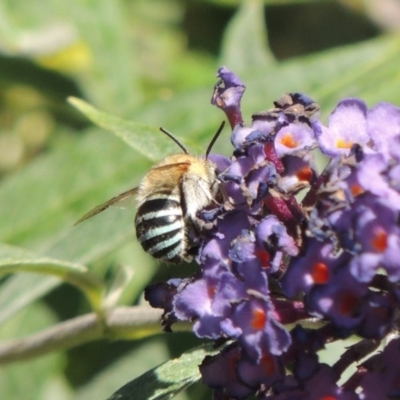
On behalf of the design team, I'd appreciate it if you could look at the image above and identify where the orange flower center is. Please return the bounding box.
[311,262,330,284]
[371,229,388,252]
[256,249,271,269]
[296,166,312,182]
[251,308,267,330]
[207,284,216,298]
[336,138,353,149]
[350,184,364,197]
[280,133,299,148]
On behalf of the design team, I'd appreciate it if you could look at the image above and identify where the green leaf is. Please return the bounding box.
[0,129,151,325]
[61,0,141,114]
[0,302,67,400]
[69,97,197,161]
[0,55,82,105]
[107,343,221,400]
[0,244,105,312]
[0,275,60,327]
[75,337,171,400]
[0,128,141,248]
[133,36,400,138]
[207,0,329,5]
[220,0,275,76]
[0,0,140,114]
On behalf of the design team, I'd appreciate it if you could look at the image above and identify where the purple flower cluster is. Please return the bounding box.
[145,67,400,399]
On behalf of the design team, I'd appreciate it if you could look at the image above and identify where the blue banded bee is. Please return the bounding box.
[76,122,225,263]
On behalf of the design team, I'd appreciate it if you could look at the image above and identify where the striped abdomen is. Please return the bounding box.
[135,192,187,263]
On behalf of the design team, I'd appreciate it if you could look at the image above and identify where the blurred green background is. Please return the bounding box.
[0,0,399,399]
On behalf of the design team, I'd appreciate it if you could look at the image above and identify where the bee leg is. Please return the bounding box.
[186,243,200,259]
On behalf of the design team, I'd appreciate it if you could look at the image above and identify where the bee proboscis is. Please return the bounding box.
[75,121,225,263]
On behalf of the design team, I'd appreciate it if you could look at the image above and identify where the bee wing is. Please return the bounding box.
[74,187,138,225]
[75,162,191,226]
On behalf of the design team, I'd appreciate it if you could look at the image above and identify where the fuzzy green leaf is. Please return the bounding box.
[220,0,275,74]
[69,97,196,161]
[0,244,104,312]
[0,126,152,327]
[107,343,221,400]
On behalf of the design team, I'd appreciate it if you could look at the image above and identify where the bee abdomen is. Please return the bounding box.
[135,194,186,263]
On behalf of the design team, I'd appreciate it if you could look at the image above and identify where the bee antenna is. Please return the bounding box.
[159,127,189,154]
[205,121,225,158]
